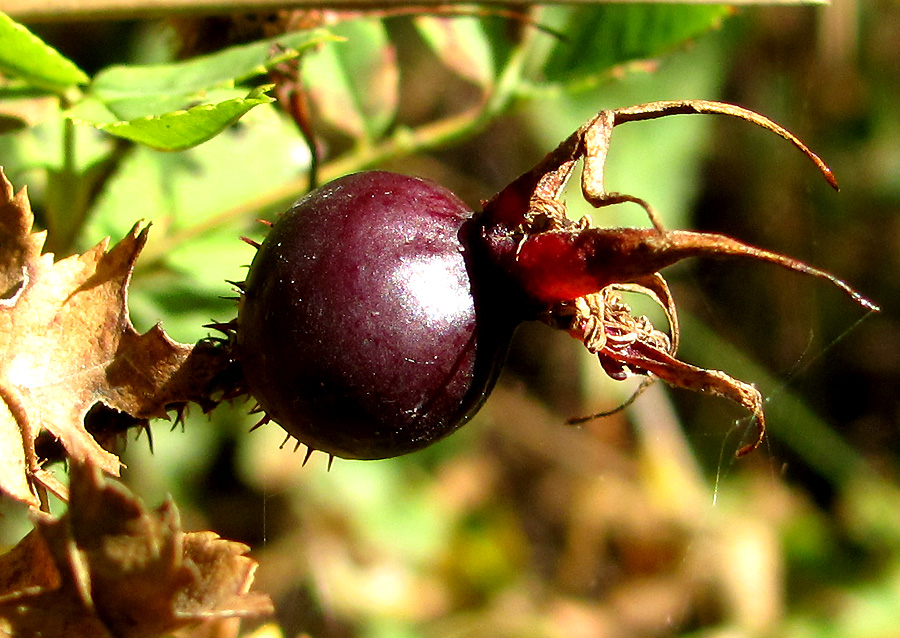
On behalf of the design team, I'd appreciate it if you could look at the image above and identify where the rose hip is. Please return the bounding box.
[236,101,876,462]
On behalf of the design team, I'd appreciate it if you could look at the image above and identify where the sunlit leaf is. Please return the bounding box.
[0,11,88,92]
[90,28,335,120]
[83,86,274,151]
[540,4,732,88]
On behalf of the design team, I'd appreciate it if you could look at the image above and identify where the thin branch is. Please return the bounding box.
[7,0,828,23]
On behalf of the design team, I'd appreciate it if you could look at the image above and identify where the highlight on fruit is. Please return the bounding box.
[228,100,878,464]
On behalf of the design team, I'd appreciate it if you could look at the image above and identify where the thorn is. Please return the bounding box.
[249,414,271,432]
[248,403,264,415]
[293,439,302,452]
[170,405,188,431]
[149,406,171,421]
[279,432,292,449]
[302,446,315,466]
[141,423,155,454]
[203,320,236,334]
[240,236,261,249]
[225,279,246,292]
[327,454,335,471]
[258,218,274,227]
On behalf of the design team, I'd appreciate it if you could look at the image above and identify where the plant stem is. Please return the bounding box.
[44,116,84,254]
[5,0,830,23]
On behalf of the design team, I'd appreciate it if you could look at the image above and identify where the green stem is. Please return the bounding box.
[44,115,84,254]
[62,113,77,174]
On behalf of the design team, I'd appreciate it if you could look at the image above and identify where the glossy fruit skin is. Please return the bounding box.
[237,171,518,459]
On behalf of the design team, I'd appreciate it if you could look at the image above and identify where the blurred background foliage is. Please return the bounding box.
[1,1,898,636]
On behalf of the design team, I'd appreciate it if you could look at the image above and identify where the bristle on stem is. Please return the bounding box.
[249,414,271,432]
[248,402,264,415]
[225,279,246,292]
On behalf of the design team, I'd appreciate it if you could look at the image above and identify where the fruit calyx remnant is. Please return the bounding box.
[477,99,878,457]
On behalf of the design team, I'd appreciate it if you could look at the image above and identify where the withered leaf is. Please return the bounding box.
[0,169,228,507]
[0,462,273,638]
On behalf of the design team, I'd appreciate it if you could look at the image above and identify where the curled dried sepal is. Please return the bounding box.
[479,100,877,456]
[549,227,877,457]
[483,100,839,232]
[563,288,764,456]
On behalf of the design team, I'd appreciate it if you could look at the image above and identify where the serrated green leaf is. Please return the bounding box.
[90,28,335,120]
[0,11,88,91]
[83,86,274,151]
[302,19,398,141]
[540,5,732,88]
[414,16,494,89]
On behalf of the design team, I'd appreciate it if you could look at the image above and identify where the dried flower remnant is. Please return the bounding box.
[479,100,877,456]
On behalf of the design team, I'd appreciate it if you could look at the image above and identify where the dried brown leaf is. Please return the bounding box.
[0,462,273,638]
[0,169,229,506]
[0,527,59,598]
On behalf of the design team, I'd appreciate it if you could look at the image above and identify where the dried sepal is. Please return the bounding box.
[480,100,877,456]
[485,99,839,232]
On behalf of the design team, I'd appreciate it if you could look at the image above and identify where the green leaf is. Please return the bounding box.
[90,28,335,120]
[302,19,398,141]
[0,11,88,91]
[414,16,494,89]
[83,86,274,151]
[540,5,732,89]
